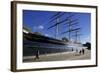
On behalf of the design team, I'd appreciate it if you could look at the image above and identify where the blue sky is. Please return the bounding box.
[23,10,91,44]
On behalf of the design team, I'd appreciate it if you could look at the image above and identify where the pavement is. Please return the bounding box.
[23,49,91,62]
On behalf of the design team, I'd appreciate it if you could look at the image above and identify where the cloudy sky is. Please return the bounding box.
[23,10,91,44]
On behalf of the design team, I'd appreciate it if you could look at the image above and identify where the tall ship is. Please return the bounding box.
[23,27,86,56]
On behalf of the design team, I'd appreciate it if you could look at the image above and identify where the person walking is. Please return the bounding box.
[82,49,84,55]
[79,50,81,55]
[34,49,40,60]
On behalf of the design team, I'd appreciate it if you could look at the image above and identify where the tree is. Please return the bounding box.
[83,42,91,50]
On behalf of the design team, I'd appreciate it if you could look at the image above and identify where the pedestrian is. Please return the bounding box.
[79,50,81,55]
[72,48,73,51]
[82,49,84,55]
[34,49,40,60]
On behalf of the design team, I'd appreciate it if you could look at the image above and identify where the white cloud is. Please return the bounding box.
[33,25,44,31]
[45,34,49,36]
[38,25,44,29]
